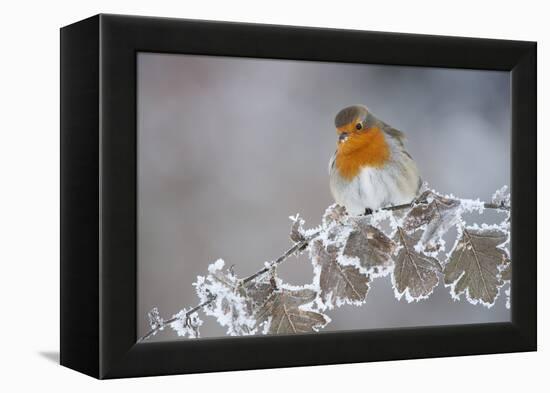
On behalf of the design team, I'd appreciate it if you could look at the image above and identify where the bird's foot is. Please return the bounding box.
[364,208,373,216]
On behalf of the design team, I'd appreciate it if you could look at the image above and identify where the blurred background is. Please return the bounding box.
[137,52,511,341]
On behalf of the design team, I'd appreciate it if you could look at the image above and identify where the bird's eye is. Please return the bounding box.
[355,123,363,130]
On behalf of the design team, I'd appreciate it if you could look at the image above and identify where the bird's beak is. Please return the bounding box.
[339,132,349,143]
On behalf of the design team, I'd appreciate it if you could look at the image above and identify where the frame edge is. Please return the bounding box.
[510,41,537,350]
[60,14,101,378]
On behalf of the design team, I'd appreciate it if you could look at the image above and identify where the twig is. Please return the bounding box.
[138,298,216,342]
[483,202,511,211]
[242,235,318,284]
[376,201,418,212]
[370,197,510,214]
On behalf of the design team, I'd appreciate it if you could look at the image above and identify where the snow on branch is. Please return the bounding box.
[140,186,511,341]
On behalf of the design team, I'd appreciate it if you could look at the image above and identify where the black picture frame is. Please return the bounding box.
[60,14,536,379]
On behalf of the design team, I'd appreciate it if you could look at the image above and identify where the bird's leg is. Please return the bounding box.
[364,208,373,216]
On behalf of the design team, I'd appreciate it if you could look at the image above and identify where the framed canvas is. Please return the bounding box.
[60,14,536,379]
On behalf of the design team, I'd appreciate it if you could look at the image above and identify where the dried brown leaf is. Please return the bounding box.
[403,192,461,245]
[289,217,306,243]
[393,228,442,300]
[444,228,509,306]
[323,204,348,226]
[196,261,277,335]
[255,287,329,334]
[343,216,395,274]
[240,272,277,308]
[196,264,254,335]
[310,238,370,308]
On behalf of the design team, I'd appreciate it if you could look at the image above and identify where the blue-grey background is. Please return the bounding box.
[137,53,511,340]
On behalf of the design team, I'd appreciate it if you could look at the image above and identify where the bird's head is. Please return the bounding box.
[334,104,371,145]
[333,104,391,178]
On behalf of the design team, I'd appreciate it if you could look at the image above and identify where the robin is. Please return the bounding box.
[329,105,421,216]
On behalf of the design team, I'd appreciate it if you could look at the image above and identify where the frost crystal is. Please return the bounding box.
[492,185,511,207]
[289,214,307,244]
[460,198,486,214]
[194,259,258,336]
[169,308,203,338]
[147,307,164,331]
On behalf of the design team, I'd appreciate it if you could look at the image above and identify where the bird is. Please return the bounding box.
[329,105,421,216]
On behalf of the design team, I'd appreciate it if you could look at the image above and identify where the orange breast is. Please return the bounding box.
[335,127,390,180]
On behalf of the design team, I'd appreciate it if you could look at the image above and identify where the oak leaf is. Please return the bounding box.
[343,216,395,275]
[403,192,461,246]
[444,228,509,306]
[240,274,278,310]
[255,287,329,334]
[393,228,442,300]
[323,204,348,226]
[310,238,370,309]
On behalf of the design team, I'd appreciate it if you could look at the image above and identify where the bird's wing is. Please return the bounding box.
[376,115,418,166]
[368,112,407,147]
[380,121,406,147]
[328,150,337,175]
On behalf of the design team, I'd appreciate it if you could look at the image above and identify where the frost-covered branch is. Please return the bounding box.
[138,298,214,342]
[140,185,511,341]
[139,235,316,340]
[242,236,316,284]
